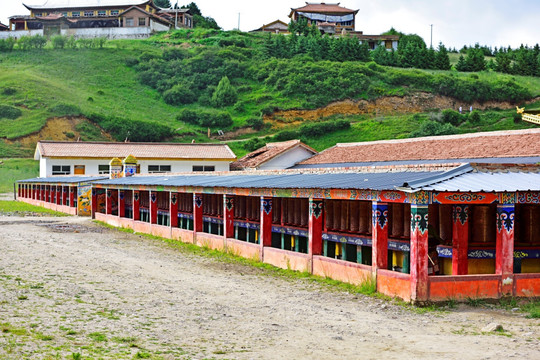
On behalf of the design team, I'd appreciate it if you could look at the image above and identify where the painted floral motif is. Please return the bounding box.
[134,192,139,202]
[194,195,203,208]
[414,191,430,205]
[372,205,388,230]
[411,206,428,235]
[444,193,485,202]
[452,204,469,225]
[171,194,177,205]
[310,200,323,219]
[517,192,540,204]
[225,197,234,211]
[496,207,515,234]
[499,192,516,205]
[261,199,272,215]
[150,193,157,203]
[383,191,402,201]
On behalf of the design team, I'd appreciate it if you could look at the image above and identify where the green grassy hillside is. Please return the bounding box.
[1,30,539,162]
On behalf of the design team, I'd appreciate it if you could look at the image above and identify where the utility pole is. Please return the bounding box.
[175,1,179,29]
[430,24,433,48]
[237,12,240,31]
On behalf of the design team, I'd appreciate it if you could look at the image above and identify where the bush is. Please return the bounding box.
[0,38,16,52]
[246,117,264,130]
[51,35,66,49]
[86,113,173,142]
[125,56,139,67]
[176,108,233,128]
[299,119,350,137]
[441,109,465,126]
[243,138,265,151]
[468,110,481,124]
[0,105,22,119]
[29,35,47,49]
[2,87,17,95]
[163,83,198,105]
[17,36,32,50]
[411,120,458,137]
[274,130,300,141]
[211,76,237,107]
[50,103,82,116]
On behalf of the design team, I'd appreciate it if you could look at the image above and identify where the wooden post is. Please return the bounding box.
[150,191,158,224]
[410,204,429,302]
[91,188,97,219]
[260,197,273,259]
[452,204,469,275]
[63,186,68,206]
[119,190,125,217]
[224,195,235,239]
[56,186,62,205]
[69,187,75,207]
[496,204,515,295]
[193,193,203,233]
[106,189,112,215]
[308,198,324,261]
[17,184,21,198]
[372,202,389,271]
[133,190,140,221]
[170,192,178,228]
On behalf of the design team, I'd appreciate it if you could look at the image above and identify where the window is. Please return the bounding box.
[84,11,94,17]
[62,12,68,17]
[74,165,85,175]
[98,165,110,174]
[35,12,43,17]
[192,165,215,172]
[340,20,353,26]
[138,17,146,26]
[111,10,119,16]
[125,17,134,26]
[71,11,80,17]
[148,165,171,173]
[52,165,70,175]
[98,10,107,17]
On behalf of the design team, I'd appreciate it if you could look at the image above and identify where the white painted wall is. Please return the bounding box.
[258,147,315,170]
[0,29,43,39]
[0,27,167,40]
[40,158,230,177]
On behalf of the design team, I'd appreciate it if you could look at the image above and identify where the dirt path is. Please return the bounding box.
[0,216,538,359]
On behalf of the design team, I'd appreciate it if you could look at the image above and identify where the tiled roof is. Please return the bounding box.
[231,140,317,170]
[292,2,358,14]
[300,129,540,166]
[24,0,150,10]
[35,141,236,160]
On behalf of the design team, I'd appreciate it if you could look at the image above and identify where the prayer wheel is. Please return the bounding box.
[272,198,281,224]
[391,203,404,238]
[438,204,453,244]
[471,205,495,244]
[519,205,540,246]
[350,201,359,232]
[300,199,308,227]
[358,201,370,234]
[340,201,350,231]
[333,200,342,230]
[292,198,299,225]
[325,201,334,230]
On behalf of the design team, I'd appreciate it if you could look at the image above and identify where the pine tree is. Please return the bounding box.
[455,55,468,71]
[495,50,511,74]
[211,76,237,107]
[435,43,451,70]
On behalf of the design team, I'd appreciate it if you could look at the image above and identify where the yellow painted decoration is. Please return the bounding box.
[123,155,138,165]
[109,157,123,166]
[516,106,540,125]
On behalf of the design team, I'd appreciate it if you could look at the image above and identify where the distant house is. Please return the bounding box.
[157,8,193,29]
[251,20,289,34]
[231,140,317,171]
[5,0,179,39]
[289,2,359,34]
[0,22,9,31]
[35,141,237,177]
[355,33,399,51]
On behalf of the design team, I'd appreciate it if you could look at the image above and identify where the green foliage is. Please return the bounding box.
[153,0,171,7]
[50,103,82,117]
[441,109,465,126]
[455,45,486,72]
[0,38,16,52]
[86,113,173,141]
[1,87,16,95]
[163,83,197,105]
[176,108,233,128]
[246,117,264,130]
[212,76,237,107]
[243,138,265,151]
[274,120,350,141]
[51,35,66,49]
[468,110,481,124]
[0,159,39,193]
[0,105,22,119]
[411,120,458,137]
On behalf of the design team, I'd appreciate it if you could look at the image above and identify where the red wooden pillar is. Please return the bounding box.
[119,190,125,217]
[260,197,273,256]
[69,187,75,207]
[150,191,158,224]
[193,193,203,232]
[91,188,97,219]
[224,195,235,238]
[308,198,324,258]
[56,186,62,205]
[23,184,27,198]
[170,192,179,227]
[63,186,68,206]
[372,202,389,271]
[17,184,21,198]
[133,191,140,221]
[410,204,429,302]
[106,189,112,215]
[45,186,49,202]
[496,204,515,295]
[32,185,36,199]
[452,204,469,275]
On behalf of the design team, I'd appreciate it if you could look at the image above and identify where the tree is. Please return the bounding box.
[434,43,451,70]
[153,0,171,8]
[495,49,512,74]
[288,17,310,36]
[182,2,201,16]
[212,76,237,107]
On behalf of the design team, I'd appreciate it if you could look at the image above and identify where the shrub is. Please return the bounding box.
[29,35,47,49]
[17,36,32,50]
[246,117,264,130]
[274,130,300,141]
[176,108,233,128]
[51,103,82,116]
[0,105,22,119]
[299,119,350,137]
[243,138,265,151]
[211,76,237,107]
[64,131,75,139]
[51,35,66,49]
[125,57,139,67]
[468,110,481,124]
[0,38,16,52]
[86,113,173,142]
[411,120,457,137]
[2,87,17,95]
[163,83,198,105]
[65,36,77,49]
[441,109,465,126]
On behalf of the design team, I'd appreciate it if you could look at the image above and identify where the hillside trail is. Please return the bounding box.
[0,215,538,359]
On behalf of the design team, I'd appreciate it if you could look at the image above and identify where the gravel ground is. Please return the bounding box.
[0,215,539,359]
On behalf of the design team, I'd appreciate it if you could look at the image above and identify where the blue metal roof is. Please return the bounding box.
[93,171,442,191]
[18,176,107,184]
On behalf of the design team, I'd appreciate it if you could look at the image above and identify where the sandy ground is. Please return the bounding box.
[0,215,539,359]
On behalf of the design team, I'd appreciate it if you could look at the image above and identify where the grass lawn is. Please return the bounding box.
[0,200,68,216]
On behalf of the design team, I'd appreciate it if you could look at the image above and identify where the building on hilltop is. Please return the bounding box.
[251,20,290,34]
[231,140,317,171]
[289,2,358,34]
[34,140,237,177]
[0,22,9,31]
[5,0,191,39]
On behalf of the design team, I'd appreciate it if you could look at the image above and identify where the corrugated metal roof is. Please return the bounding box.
[18,176,107,184]
[408,171,540,192]
[93,171,442,191]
